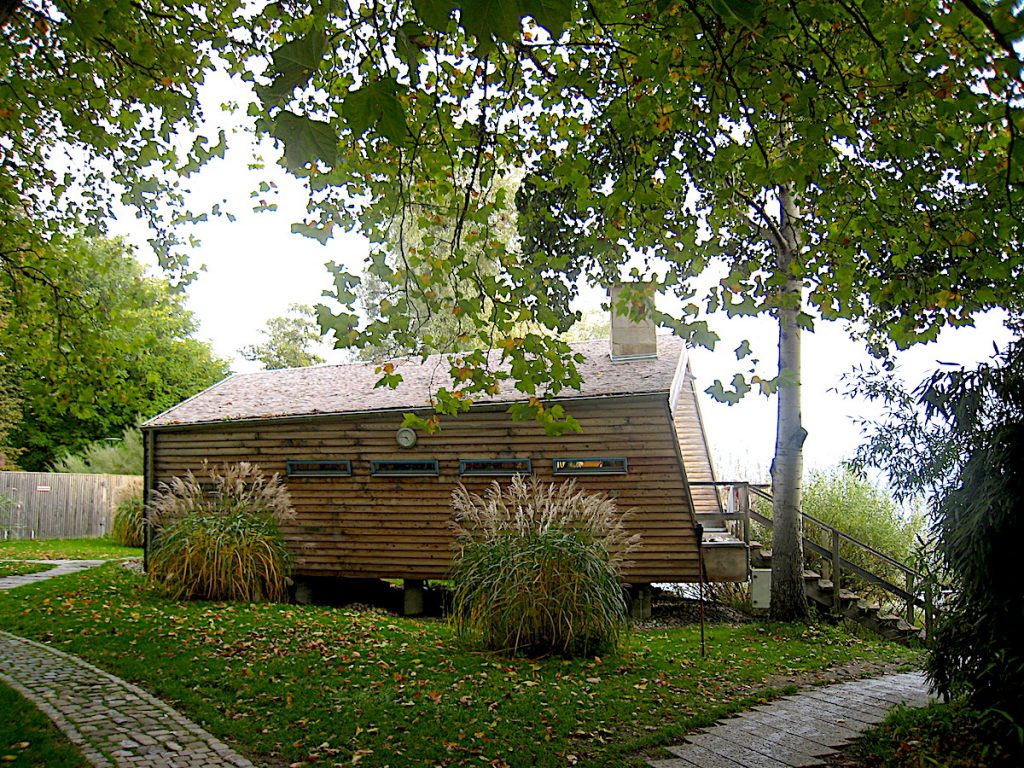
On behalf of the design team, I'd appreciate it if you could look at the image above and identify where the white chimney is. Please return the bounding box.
[609,283,658,362]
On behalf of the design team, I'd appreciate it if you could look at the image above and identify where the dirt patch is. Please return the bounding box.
[634,588,755,630]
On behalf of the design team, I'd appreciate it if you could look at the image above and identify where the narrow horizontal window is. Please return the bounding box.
[459,458,533,476]
[286,460,352,477]
[371,459,440,476]
[552,457,628,475]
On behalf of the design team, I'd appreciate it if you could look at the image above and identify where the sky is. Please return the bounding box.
[107,76,1012,483]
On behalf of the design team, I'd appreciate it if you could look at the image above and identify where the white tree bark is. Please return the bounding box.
[769,184,809,621]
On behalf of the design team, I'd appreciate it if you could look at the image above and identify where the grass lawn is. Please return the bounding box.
[0,682,91,768]
[0,538,141,561]
[0,563,922,768]
[0,562,55,578]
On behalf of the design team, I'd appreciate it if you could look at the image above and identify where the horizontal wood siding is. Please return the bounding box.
[150,394,701,582]
[672,371,723,518]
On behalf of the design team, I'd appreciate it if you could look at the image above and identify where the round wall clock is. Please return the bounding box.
[395,426,418,448]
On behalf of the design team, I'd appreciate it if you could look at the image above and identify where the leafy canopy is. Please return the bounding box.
[248,0,1021,425]
[0,0,256,282]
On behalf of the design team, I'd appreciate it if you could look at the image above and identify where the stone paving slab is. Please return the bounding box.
[0,559,108,590]
[0,631,255,768]
[648,671,934,768]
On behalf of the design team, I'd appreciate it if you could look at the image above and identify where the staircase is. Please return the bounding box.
[694,482,934,645]
[750,543,925,644]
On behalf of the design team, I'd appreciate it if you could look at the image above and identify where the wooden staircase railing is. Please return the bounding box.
[690,481,935,637]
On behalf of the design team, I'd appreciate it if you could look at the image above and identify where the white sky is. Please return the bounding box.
[106,74,1012,481]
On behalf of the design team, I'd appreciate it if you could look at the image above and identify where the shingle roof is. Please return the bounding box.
[144,335,687,428]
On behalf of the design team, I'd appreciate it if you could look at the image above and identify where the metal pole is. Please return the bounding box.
[696,522,706,659]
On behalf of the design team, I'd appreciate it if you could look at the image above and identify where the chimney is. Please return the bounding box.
[609,283,658,362]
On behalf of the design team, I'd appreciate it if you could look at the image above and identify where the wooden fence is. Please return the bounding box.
[0,472,143,540]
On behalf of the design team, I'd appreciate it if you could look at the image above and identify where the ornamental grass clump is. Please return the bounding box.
[146,462,293,602]
[111,494,144,547]
[450,476,637,658]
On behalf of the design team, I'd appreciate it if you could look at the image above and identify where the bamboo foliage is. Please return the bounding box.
[147,462,293,602]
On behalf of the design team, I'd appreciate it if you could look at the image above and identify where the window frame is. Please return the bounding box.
[458,458,533,477]
[286,460,353,477]
[370,459,441,477]
[551,457,629,475]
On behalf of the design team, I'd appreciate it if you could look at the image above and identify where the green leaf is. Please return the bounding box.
[708,0,764,29]
[412,0,458,32]
[705,374,752,405]
[257,30,328,107]
[459,0,523,43]
[290,221,334,245]
[734,339,752,360]
[396,22,425,87]
[521,0,573,34]
[271,111,338,172]
[377,92,411,147]
[341,79,410,146]
[340,85,378,137]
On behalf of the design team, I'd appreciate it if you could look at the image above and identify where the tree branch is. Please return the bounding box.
[956,0,1022,61]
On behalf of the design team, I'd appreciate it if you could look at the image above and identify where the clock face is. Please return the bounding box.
[396,427,417,448]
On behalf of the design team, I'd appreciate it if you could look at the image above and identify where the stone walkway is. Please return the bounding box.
[648,671,934,768]
[0,559,108,590]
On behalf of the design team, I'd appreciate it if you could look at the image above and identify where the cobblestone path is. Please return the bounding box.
[0,560,257,768]
[0,631,255,768]
[648,671,933,768]
[0,559,107,590]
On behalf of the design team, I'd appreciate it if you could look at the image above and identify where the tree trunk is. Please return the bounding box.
[769,184,809,622]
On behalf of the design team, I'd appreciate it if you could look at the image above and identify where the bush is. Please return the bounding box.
[111,495,144,547]
[751,466,924,608]
[450,476,636,657]
[803,467,923,579]
[50,426,143,475]
[146,462,293,602]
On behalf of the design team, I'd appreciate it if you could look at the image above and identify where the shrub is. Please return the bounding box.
[803,467,923,579]
[752,466,924,608]
[146,462,293,602]
[450,476,636,657]
[50,427,143,475]
[111,495,144,547]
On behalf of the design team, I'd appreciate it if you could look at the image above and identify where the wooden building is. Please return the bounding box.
[143,320,746,608]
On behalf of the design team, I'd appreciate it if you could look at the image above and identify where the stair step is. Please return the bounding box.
[803,570,821,581]
[817,579,834,592]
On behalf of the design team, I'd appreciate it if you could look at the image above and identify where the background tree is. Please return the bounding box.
[849,331,1024,747]
[254,0,1021,618]
[1,237,229,470]
[241,303,326,370]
